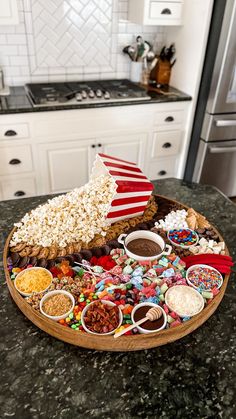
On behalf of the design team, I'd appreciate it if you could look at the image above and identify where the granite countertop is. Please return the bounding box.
[0,178,236,419]
[0,85,191,114]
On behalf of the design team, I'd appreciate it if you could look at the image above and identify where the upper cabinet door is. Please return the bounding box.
[0,0,19,25]
[128,0,183,26]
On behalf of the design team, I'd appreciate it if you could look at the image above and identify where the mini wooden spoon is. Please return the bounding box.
[114,306,163,339]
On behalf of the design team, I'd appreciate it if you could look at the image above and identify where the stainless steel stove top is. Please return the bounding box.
[25,79,150,107]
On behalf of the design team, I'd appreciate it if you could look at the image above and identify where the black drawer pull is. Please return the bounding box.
[97,143,102,147]
[14,191,26,197]
[9,158,21,165]
[158,170,167,176]
[165,116,174,122]
[4,130,17,137]
[162,142,172,148]
[91,144,96,148]
[161,8,172,15]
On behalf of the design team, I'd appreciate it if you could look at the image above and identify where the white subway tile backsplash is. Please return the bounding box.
[0,0,166,85]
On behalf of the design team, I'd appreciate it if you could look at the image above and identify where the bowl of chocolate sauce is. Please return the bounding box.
[131,302,167,334]
[118,230,172,261]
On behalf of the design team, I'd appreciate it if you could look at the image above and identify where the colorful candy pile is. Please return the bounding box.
[168,229,198,247]
[8,244,224,335]
[187,266,223,291]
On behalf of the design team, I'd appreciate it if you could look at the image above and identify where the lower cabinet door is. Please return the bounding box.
[1,177,36,200]
[148,157,178,180]
[97,133,147,170]
[37,140,94,194]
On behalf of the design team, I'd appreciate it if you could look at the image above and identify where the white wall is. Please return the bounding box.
[0,0,166,86]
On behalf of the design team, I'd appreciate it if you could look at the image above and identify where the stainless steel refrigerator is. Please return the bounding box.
[184,0,236,197]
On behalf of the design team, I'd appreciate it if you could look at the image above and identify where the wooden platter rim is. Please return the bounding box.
[3,194,230,352]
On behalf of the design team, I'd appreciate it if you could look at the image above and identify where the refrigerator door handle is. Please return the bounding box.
[215,120,236,127]
[209,145,236,153]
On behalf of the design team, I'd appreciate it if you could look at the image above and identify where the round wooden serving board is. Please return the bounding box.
[3,195,230,351]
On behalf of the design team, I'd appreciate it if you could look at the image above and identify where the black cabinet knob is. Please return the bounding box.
[161,8,172,15]
[97,143,102,147]
[9,158,21,165]
[91,144,96,148]
[165,116,174,122]
[14,191,26,197]
[158,170,167,176]
[4,130,17,137]
[162,142,172,148]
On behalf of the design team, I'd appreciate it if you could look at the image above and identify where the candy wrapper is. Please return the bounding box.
[91,153,153,223]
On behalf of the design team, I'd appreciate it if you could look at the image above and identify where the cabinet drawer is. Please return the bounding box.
[0,123,29,140]
[149,1,182,20]
[1,177,36,200]
[152,131,182,158]
[148,157,177,180]
[154,110,184,127]
[0,145,33,175]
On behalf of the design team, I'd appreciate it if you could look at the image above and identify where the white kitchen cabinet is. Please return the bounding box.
[1,176,36,200]
[37,139,95,194]
[96,133,147,171]
[128,0,183,26]
[0,101,190,200]
[0,0,19,25]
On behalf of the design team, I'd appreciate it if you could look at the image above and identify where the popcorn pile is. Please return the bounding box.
[10,175,117,248]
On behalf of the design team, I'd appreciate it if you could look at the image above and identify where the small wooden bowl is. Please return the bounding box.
[3,194,230,352]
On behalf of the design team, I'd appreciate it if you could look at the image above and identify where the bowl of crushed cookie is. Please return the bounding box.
[14,267,53,297]
[40,290,75,321]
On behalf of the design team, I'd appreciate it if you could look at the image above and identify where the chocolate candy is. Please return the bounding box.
[101,245,111,256]
[11,252,20,267]
[80,250,92,260]
[37,258,47,268]
[91,247,103,258]
[29,256,38,267]
[73,253,82,263]
[18,256,30,268]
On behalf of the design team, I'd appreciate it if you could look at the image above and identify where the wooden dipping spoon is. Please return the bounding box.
[114,306,163,339]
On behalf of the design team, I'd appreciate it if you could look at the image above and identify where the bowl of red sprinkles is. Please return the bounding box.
[186,264,223,291]
[81,300,123,335]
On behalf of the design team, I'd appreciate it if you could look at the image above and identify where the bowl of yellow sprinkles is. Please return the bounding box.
[14,267,53,297]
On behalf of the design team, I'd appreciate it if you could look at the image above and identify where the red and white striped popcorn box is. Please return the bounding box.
[91,153,154,223]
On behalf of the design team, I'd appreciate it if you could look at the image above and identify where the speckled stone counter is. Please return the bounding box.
[0,85,191,114]
[1,179,236,419]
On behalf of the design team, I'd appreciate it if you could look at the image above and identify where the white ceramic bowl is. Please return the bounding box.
[167,228,199,249]
[40,290,75,321]
[118,230,172,261]
[14,267,53,297]
[165,285,205,318]
[131,302,167,334]
[81,300,123,336]
[186,264,223,291]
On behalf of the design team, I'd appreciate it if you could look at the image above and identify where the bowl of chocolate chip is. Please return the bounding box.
[118,230,172,261]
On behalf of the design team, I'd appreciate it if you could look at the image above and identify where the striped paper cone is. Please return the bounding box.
[91,153,153,223]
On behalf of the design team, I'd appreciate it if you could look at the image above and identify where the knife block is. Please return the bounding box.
[155,60,171,86]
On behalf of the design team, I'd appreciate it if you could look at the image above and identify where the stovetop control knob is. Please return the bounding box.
[75,92,82,101]
[96,89,102,98]
[81,90,87,99]
[104,91,110,100]
[88,90,95,98]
